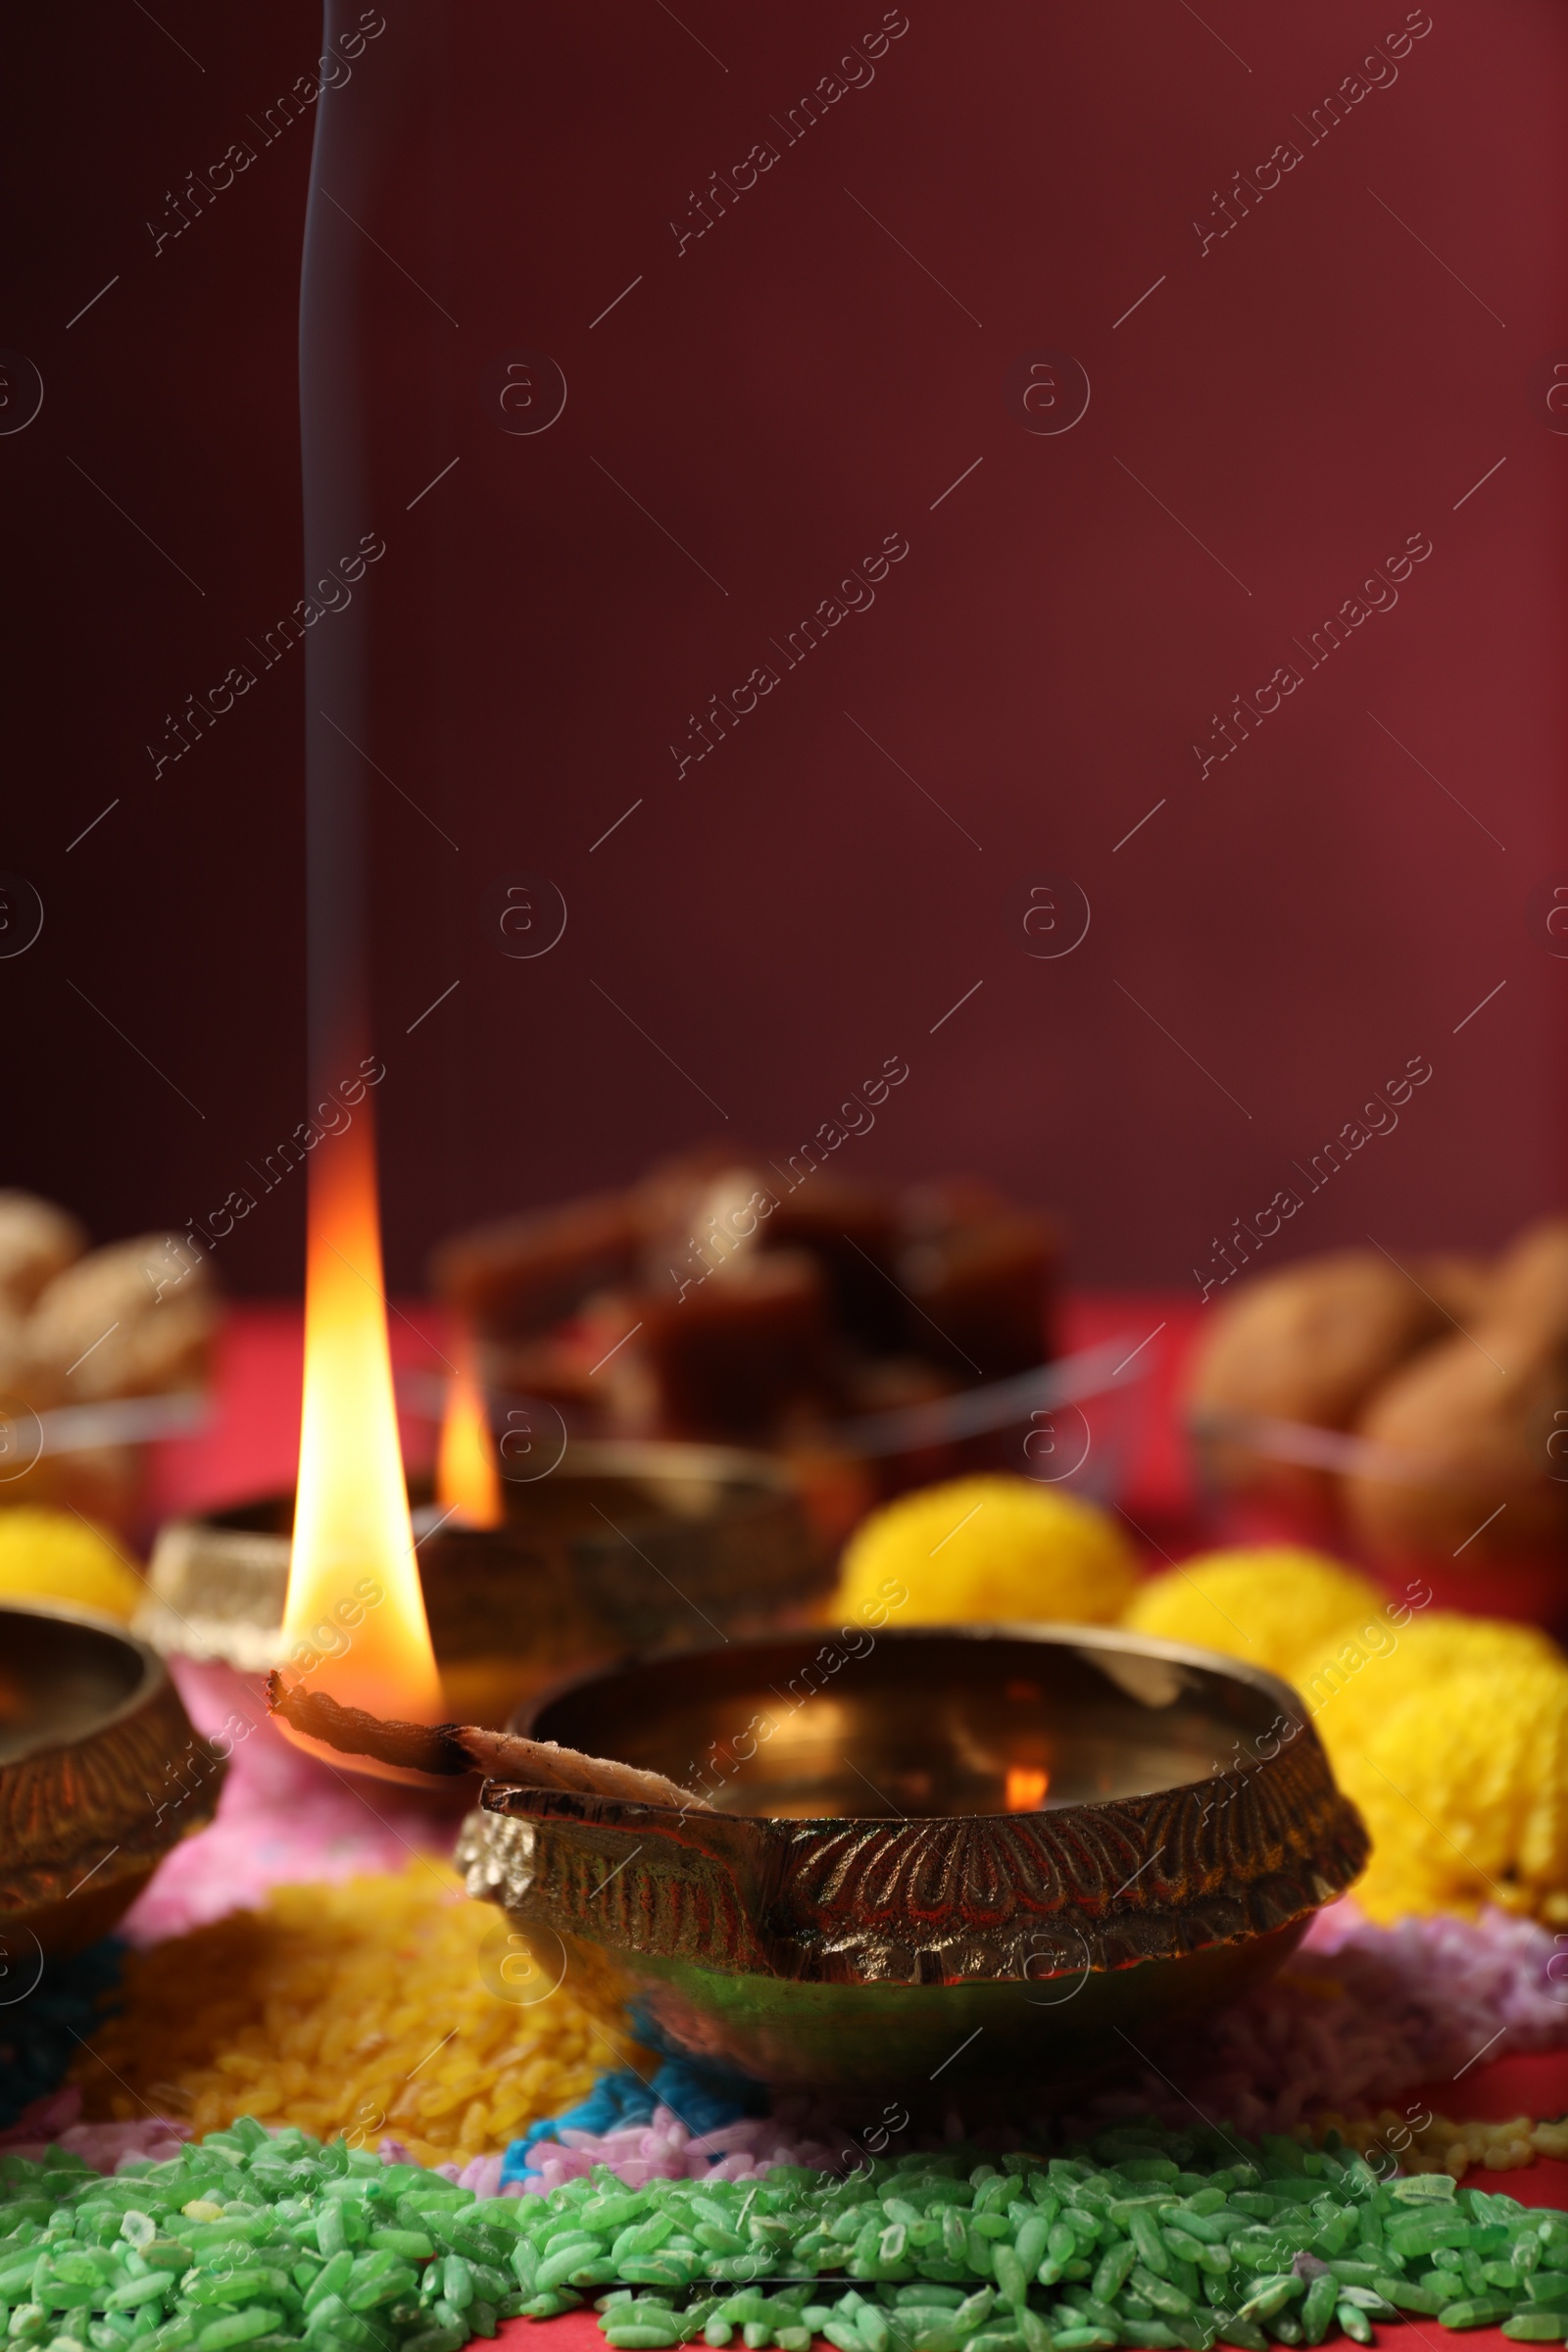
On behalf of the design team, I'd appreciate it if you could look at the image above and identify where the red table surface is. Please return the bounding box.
[144,1298,1568,2352]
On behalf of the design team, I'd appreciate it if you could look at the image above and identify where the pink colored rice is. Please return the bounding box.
[121,1659,450,1944]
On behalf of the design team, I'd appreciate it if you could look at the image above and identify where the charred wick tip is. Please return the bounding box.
[264,1670,470,1777]
[266,1675,710,1808]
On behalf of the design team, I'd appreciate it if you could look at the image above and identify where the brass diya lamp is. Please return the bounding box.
[457,1623,1368,2101]
[142,1439,830,1726]
[0,1599,225,1955]
[140,1119,827,1727]
[172,1094,833,1794]
[246,962,1362,2106]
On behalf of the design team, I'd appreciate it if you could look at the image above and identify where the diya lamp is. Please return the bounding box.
[451,1627,1363,2107]
[139,1107,831,1743]
[235,756,1369,2092]
[450,1623,1370,2102]
[275,1613,1369,2105]
[252,1134,1368,2092]
[0,1598,226,1957]
[140,1013,827,1726]
[262,1102,819,1771]
[140,1395,832,1735]
[176,1077,1369,2094]
[245,1114,1369,2102]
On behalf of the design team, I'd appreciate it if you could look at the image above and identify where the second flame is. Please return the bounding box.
[436,1332,503,1530]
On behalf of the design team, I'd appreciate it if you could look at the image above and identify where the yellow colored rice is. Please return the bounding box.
[72,1863,644,2165]
[836,1474,1136,1629]
[1315,2107,1568,2179]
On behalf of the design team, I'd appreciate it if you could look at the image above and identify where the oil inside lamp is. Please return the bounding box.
[435,1336,503,1530]
[277,1108,443,1781]
[1004,1764,1050,1811]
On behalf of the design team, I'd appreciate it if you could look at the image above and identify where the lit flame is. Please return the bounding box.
[279,1106,442,1775]
[436,1332,503,1529]
[1004,1765,1050,1812]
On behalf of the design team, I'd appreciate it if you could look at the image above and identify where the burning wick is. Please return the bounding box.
[435,1331,503,1530]
[278,1109,443,1781]
[266,1674,711,1810]
[1004,1765,1050,1812]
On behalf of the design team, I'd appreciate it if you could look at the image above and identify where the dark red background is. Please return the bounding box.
[3,1,1564,1295]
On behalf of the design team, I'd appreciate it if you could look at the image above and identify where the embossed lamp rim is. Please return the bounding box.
[463,1622,1369,1992]
[1,1596,168,1753]
[0,1598,227,1953]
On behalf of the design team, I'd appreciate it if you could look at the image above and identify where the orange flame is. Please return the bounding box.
[279,1106,442,1776]
[436,1333,503,1529]
[1004,1765,1050,1812]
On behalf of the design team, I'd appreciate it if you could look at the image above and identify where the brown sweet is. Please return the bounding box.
[1186,1249,1447,1504]
[0,1192,85,1314]
[1418,1250,1496,1331]
[630,1143,762,1258]
[758,1176,903,1353]
[1490,1217,1568,1338]
[896,1209,1058,1380]
[636,1156,784,1298]
[630,1151,904,1350]
[475,1330,597,1418]
[429,1191,641,1340]
[0,1305,36,1400]
[582,1250,832,1440]
[899,1177,1008,1231]
[28,1234,216,1401]
[1343,1316,1568,1563]
[431,1151,1059,1450]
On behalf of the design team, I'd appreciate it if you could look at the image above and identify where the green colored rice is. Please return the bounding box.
[7,2113,1568,2352]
